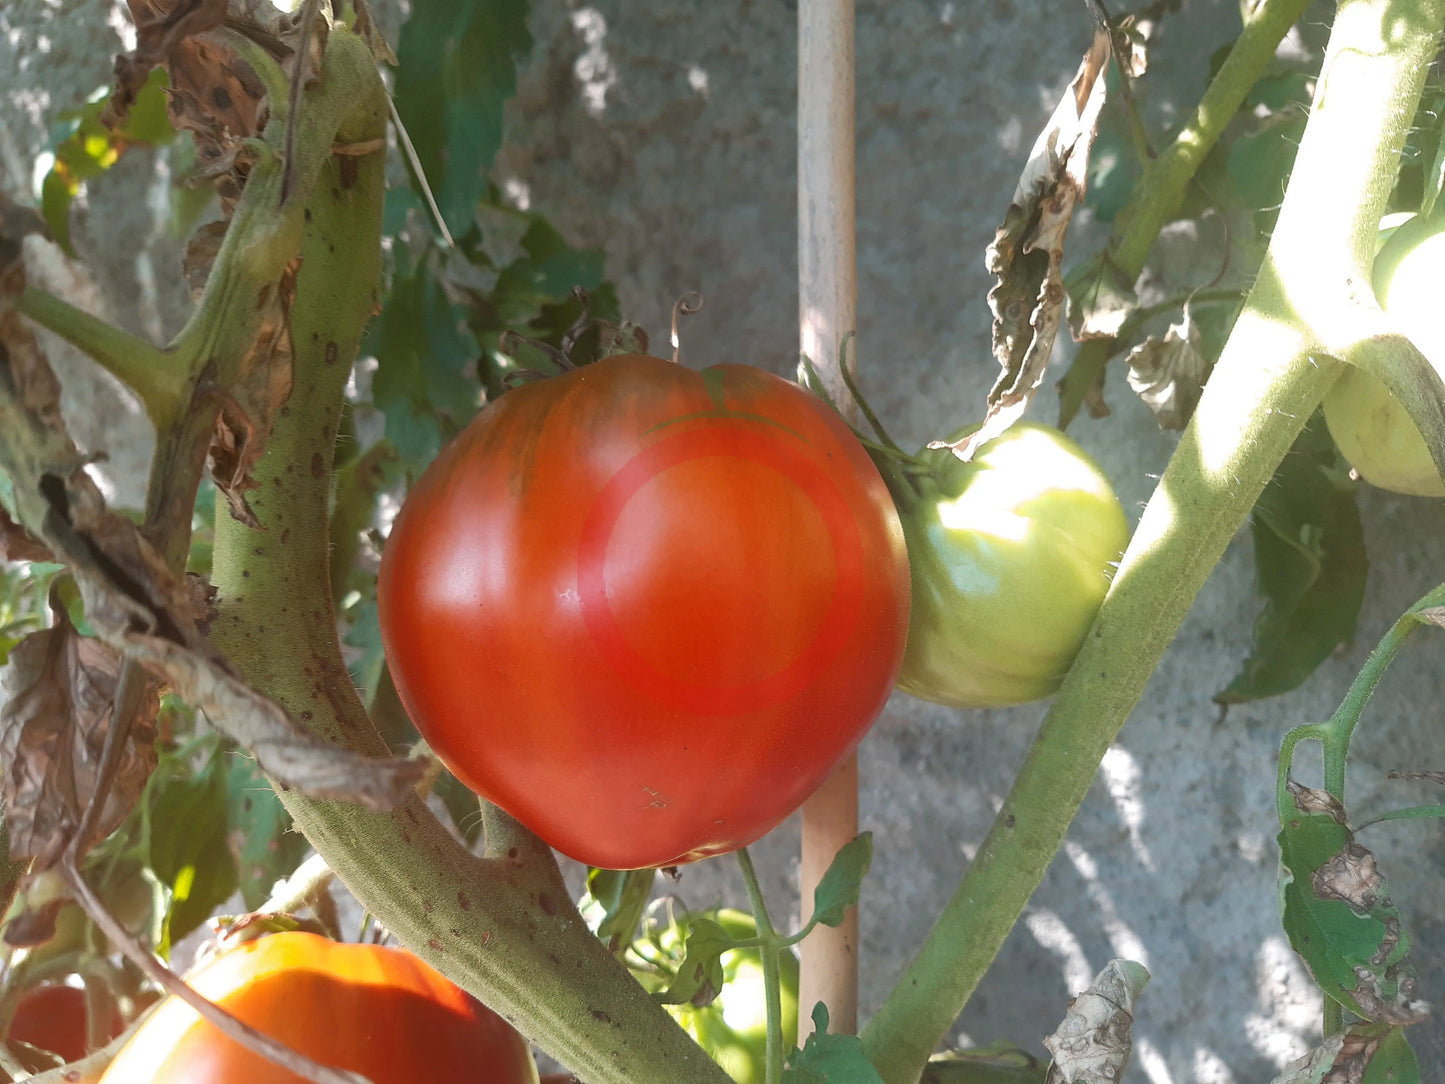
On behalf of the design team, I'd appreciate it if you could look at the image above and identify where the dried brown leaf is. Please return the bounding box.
[350,0,398,65]
[0,193,66,434]
[0,506,55,564]
[206,258,298,527]
[1270,1028,1374,1084]
[0,590,159,870]
[33,473,419,810]
[1387,769,1445,785]
[1043,959,1150,1084]
[966,25,1113,462]
[1412,606,1445,630]
[1124,308,1208,429]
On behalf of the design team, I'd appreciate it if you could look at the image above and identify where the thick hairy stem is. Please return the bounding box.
[204,27,729,1084]
[860,1,1444,1079]
[1058,0,1311,425]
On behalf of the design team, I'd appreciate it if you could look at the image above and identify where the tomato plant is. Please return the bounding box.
[633,908,800,1084]
[379,352,910,870]
[870,422,1128,708]
[5,983,121,1069]
[1322,217,1445,497]
[96,932,538,1083]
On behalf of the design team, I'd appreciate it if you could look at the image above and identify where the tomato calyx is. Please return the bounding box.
[498,287,653,388]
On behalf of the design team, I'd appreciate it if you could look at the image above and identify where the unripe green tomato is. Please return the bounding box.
[1322,221,1445,497]
[656,910,798,1084]
[887,422,1129,708]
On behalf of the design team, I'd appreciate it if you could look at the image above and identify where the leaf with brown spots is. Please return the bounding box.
[1269,1023,1419,1084]
[957,21,1113,462]
[1042,960,1150,1084]
[1278,783,1430,1027]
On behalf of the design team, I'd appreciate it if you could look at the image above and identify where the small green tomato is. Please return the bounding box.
[1322,220,1445,497]
[881,421,1129,708]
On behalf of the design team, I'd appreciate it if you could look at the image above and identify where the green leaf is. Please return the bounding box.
[1217,416,1366,704]
[808,833,872,930]
[1064,251,1138,341]
[1276,784,1427,1026]
[394,0,532,236]
[371,254,480,471]
[782,1003,887,1084]
[141,741,238,951]
[1363,1027,1420,1084]
[587,867,656,955]
[1226,112,1307,231]
[652,917,738,1007]
[225,754,308,910]
[41,69,174,253]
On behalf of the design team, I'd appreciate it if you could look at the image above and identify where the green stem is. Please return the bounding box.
[204,26,729,1084]
[737,848,785,1084]
[861,2,1443,1080]
[16,287,182,428]
[1112,0,1312,272]
[1058,0,1311,427]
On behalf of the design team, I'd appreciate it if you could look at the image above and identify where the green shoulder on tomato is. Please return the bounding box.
[874,422,1129,709]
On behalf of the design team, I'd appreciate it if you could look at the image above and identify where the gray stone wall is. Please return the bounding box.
[4,2,1444,1081]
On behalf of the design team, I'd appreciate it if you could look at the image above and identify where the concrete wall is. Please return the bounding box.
[4,2,1444,1080]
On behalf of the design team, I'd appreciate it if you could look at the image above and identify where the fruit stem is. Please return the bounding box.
[860,1,1443,1079]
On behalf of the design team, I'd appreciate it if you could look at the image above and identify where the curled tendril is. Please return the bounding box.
[670,292,704,364]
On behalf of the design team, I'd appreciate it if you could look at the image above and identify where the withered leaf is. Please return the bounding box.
[0,506,55,564]
[36,473,421,810]
[0,193,66,434]
[965,23,1113,462]
[0,587,159,871]
[206,258,298,527]
[1043,959,1150,1084]
[1387,769,1445,785]
[1269,1023,1417,1084]
[1124,308,1208,430]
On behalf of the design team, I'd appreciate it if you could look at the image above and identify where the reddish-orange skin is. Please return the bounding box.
[7,983,121,1066]
[97,933,538,1083]
[379,355,910,869]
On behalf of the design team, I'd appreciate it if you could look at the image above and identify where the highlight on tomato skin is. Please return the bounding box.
[378,353,911,871]
[95,931,540,1084]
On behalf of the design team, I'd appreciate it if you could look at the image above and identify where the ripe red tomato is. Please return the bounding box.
[97,932,538,1083]
[379,354,910,869]
[7,983,121,1068]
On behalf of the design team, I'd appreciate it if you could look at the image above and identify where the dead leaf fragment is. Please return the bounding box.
[1386,769,1445,785]
[1043,959,1150,1084]
[0,506,55,564]
[0,589,159,871]
[1124,308,1208,429]
[967,23,1114,461]
[205,258,298,527]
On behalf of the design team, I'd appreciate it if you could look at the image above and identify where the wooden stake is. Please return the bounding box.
[797,0,859,1036]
